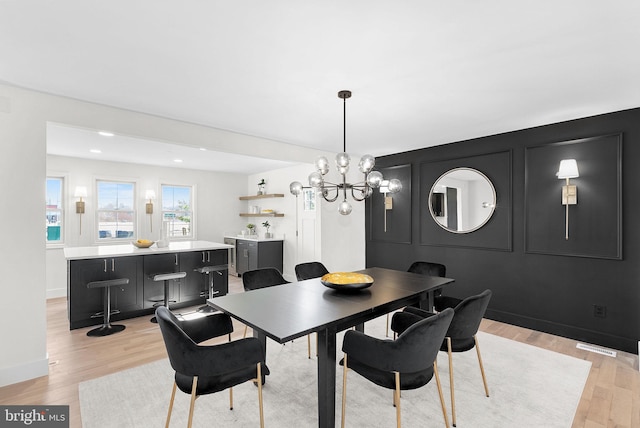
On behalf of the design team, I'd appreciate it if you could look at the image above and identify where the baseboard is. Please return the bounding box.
[0,356,49,388]
[46,287,66,299]
[485,308,638,354]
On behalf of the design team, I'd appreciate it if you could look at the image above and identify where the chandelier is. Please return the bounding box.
[289,90,402,215]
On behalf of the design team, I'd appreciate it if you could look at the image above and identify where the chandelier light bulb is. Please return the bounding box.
[336,152,350,168]
[289,181,303,196]
[366,171,383,188]
[309,171,324,188]
[338,200,353,215]
[338,164,349,175]
[315,156,330,175]
[388,178,402,193]
[358,154,375,173]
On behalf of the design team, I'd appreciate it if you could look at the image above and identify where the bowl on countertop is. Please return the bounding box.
[132,240,155,248]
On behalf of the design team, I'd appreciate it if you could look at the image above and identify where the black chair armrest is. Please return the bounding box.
[173,337,266,377]
[390,311,425,336]
[342,329,404,373]
[402,306,436,318]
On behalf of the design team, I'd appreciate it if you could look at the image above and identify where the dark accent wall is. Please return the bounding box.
[366,107,640,353]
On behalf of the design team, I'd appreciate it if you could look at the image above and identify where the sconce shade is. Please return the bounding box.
[557,159,579,179]
[74,186,88,198]
[145,190,156,200]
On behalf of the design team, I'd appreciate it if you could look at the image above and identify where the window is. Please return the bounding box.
[46,177,64,243]
[96,180,136,240]
[161,185,193,238]
[303,189,316,211]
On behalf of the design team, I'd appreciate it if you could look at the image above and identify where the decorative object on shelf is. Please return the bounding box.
[74,186,87,235]
[262,221,272,238]
[320,271,374,292]
[257,178,266,195]
[145,189,156,232]
[246,223,256,236]
[556,159,579,240]
[289,90,401,215]
[132,239,155,248]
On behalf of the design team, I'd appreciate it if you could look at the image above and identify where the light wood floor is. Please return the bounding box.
[1,276,638,428]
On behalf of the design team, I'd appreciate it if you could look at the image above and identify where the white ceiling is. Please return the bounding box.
[2,1,640,173]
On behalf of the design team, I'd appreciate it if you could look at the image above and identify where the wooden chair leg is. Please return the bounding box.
[474,335,490,397]
[307,334,311,359]
[434,360,450,428]
[188,376,198,428]
[394,372,401,428]
[446,337,456,427]
[386,313,390,337]
[341,354,348,428]
[243,325,248,338]
[229,387,233,410]
[165,381,177,428]
[257,363,264,428]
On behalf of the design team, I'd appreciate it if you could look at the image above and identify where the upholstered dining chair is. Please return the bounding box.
[242,267,289,338]
[294,261,330,358]
[156,306,269,428]
[391,289,492,427]
[341,308,455,428]
[385,261,447,337]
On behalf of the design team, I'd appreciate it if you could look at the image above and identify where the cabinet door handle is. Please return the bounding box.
[103,259,107,273]
[212,290,220,295]
[207,251,211,262]
[201,251,205,263]
[111,259,115,272]
[175,254,178,265]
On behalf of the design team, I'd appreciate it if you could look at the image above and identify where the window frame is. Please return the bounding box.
[160,184,194,240]
[95,179,137,242]
[46,176,65,246]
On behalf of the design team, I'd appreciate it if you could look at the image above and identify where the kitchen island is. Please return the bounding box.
[64,240,231,330]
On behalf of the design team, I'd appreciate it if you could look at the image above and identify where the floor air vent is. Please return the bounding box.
[576,343,617,357]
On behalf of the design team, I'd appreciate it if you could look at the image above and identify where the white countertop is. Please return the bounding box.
[224,235,284,242]
[63,240,232,260]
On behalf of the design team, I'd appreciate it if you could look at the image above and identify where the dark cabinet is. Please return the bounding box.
[236,239,283,275]
[68,256,141,328]
[180,250,229,301]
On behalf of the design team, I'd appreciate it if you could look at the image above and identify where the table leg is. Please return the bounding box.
[316,328,337,428]
[253,329,268,385]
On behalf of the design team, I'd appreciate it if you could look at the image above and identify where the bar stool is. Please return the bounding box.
[86,277,130,337]
[194,264,228,312]
[150,271,187,323]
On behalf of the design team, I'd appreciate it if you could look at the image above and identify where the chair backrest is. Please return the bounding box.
[407,261,446,277]
[242,267,288,291]
[156,306,202,375]
[294,262,329,281]
[396,308,454,373]
[448,289,492,340]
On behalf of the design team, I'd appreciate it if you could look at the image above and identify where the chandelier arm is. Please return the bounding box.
[320,185,340,202]
[351,186,369,202]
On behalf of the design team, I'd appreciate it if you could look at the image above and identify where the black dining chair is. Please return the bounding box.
[385,261,447,337]
[341,308,455,428]
[294,261,329,281]
[241,267,289,337]
[391,289,492,427]
[156,306,269,428]
[294,261,330,358]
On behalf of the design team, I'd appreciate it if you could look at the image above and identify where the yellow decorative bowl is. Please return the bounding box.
[132,240,155,248]
[321,272,374,292]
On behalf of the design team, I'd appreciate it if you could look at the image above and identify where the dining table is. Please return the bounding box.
[207,266,454,428]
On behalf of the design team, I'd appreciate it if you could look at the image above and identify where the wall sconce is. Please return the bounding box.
[380,179,402,232]
[145,190,156,232]
[74,186,87,235]
[556,159,579,240]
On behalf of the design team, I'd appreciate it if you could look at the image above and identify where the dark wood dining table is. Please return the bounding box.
[207,266,454,428]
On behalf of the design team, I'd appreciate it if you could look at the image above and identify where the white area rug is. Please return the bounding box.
[79,316,591,427]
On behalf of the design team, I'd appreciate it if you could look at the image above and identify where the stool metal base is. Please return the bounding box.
[87,324,126,337]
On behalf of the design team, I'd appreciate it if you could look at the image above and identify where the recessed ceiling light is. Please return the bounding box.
[90,149,102,154]
[98,131,114,137]
[199,147,207,151]
[173,159,183,163]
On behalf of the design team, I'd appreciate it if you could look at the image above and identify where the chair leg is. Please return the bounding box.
[386,313,390,337]
[229,387,233,410]
[257,362,265,428]
[307,334,311,359]
[446,337,456,427]
[165,381,177,428]
[341,354,348,428]
[433,360,450,428]
[474,335,490,397]
[188,376,198,428]
[394,372,401,428]
[243,325,248,338]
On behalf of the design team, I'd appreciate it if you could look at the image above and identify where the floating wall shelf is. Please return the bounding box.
[239,193,284,201]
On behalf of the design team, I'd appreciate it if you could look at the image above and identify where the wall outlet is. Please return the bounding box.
[593,305,607,318]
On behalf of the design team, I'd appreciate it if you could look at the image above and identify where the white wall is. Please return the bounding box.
[45,155,247,298]
[0,82,353,387]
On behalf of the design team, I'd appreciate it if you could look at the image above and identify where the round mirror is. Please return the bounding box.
[429,167,496,233]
